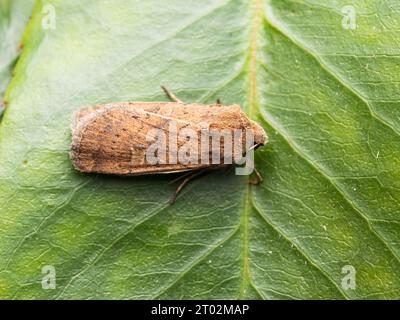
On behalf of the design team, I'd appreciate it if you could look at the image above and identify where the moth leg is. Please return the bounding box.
[169,170,207,204]
[216,98,222,105]
[249,167,263,185]
[169,171,196,185]
[169,165,231,203]
[161,85,183,103]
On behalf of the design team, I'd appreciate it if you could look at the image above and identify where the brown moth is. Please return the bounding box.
[70,87,268,201]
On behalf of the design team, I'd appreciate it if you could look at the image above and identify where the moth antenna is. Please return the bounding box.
[161,85,183,103]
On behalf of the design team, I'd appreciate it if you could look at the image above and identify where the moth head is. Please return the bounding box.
[250,120,268,149]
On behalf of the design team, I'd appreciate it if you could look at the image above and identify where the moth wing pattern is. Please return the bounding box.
[71,102,266,175]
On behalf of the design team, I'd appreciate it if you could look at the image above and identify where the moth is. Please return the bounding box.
[70,86,268,202]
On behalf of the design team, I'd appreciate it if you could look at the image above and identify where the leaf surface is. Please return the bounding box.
[0,0,399,299]
[0,0,34,97]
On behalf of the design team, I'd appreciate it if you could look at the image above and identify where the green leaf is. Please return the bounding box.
[0,0,34,101]
[0,0,400,299]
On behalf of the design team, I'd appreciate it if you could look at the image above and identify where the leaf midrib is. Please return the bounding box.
[238,0,264,299]
[240,0,400,299]
[242,0,349,299]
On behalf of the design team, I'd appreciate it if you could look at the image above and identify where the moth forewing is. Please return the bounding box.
[70,100,268,176]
